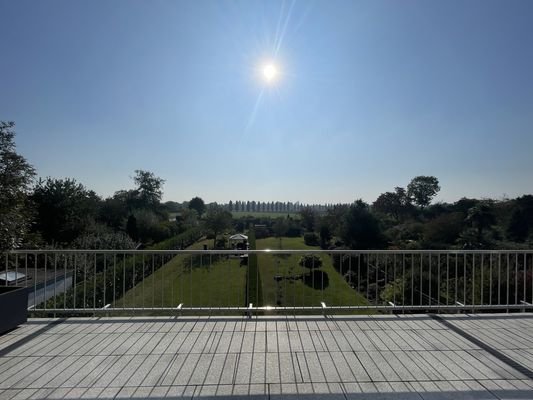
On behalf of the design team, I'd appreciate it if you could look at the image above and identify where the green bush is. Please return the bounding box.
[298,254,322,269]
[303,232,319,246]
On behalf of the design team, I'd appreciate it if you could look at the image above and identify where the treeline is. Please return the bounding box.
[291,176,533,251]
[1,121,201,251]
[225,201,332,213]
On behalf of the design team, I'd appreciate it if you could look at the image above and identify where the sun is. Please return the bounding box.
[262,63,278,83]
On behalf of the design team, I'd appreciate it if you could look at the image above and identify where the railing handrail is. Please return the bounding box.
[5,248,533,315]
[5,249,533,254]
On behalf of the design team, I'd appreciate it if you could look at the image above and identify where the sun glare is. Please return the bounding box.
[262,63,278,83]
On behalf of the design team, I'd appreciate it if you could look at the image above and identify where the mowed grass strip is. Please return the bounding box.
[114,239,246,309]
[256,237,370,310]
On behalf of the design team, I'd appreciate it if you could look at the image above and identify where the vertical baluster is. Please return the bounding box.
[103,254,106,310]
[472,253,475,308]
[54,253,57,311]
[514,253,518,304]
[93,253,97,310]
[44,254,48,310]
[480,254,484,306]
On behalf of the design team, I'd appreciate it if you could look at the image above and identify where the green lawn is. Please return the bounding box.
[115,239,247,309]
[115,236,370,314]
[256,237,370,310]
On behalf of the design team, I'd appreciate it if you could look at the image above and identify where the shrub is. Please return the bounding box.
[304,232,319,246]
[298,254,322,269]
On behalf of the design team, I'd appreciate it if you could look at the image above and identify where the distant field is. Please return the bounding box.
[232,211,300,219]
[256,237,369,310]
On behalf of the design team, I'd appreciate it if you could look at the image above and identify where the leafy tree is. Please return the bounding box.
[176,208,199,232]
[304,232,319,246]
[465,202,495,241]
[188,196,206,217]
[99,195,130,230]
[407,176,440,208]
[319,224,332,249]
[300,206,317,231]
[0,121,36,250]
[73,222,135,249]
[507,208,528,242]
[340,200,383,249]
[373,187,411,220]
[423,212,464,246]
[507,195,533,242]
[126,215,138,241]
[31,177,101,244]
[133,170,165,208]
[204,206,232,248]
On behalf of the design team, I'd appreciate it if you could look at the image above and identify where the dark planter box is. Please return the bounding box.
[0,286,28,335]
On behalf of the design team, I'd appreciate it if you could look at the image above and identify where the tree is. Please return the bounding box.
[204,206,232,248]
[99,195,130,230]
[372,187,411,220]
[126,215,138,241]
[319,224,332,249]
[507,195,533,242]
[300,206,316,231]
[188,196,206,217]
[340,200,383,249]
[133,170,165,208]
[31,177,101,244]
[423,212,464,246]
[465,202,495,241]
[0,121,36,250]
[407,176,440,208]
[272,217,288,248]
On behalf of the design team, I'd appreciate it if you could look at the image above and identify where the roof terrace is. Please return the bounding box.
[1,250,533,399]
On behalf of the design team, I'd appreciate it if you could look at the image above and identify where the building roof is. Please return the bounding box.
[229,233,248,241]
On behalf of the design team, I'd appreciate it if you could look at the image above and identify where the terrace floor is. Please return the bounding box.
[1,314,533,399]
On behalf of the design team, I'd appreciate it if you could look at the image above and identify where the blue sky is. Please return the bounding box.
[1,0,532,204]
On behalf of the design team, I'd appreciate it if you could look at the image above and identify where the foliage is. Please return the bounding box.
[507,195,533,242]
[272,217,288,238]
[303,232,319,246]
[99,195,129,230]
[298,254,323,269]
[373,187,412,220]
[0,121,36,250]
[44,227,204,310]
[31,177,100,244]
[407,176,440,208]
[319,224,332,248]
[133,209,175,244]
[299,206,317,231]
[465,201,495,241]
[133,170,165,208]
[340,200,383,249]
[73,223,135,250]
[204,205,232,248]
[422,212,464,247]
[176,208,199,232]
[188,196,206,217]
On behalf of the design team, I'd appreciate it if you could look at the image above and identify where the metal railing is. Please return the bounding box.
[3,250,533,315]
